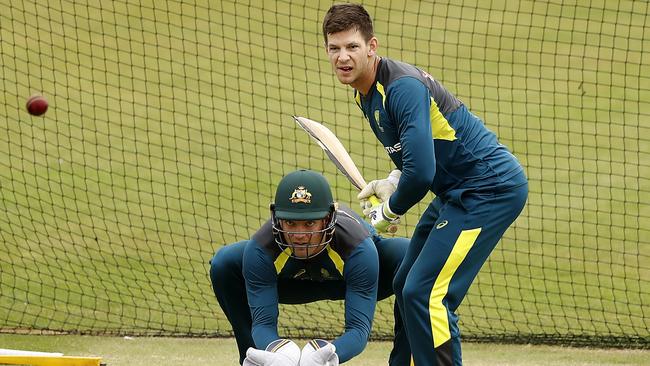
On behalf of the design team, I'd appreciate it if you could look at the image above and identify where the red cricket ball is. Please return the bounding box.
[26,94,49,116]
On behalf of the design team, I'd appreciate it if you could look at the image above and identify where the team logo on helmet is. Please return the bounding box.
[290,186,312,204]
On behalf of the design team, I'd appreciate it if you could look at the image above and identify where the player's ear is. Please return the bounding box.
[367,37,378,56]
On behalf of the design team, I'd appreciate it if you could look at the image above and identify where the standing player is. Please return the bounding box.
[322,4,529,366]
[209,169,410,365]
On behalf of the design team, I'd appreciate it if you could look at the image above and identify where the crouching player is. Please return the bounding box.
[209,169,410,365]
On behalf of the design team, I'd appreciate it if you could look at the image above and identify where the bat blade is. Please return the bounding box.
[293,116,367,191]
[294,115,395,233]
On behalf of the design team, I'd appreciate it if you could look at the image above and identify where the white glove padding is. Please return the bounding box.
[358,170,401,211]
[299,340,339,366]
[243,339,301,366]
[363,200,400,234]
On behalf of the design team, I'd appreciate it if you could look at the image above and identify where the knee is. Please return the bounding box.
[377,238,409,269]
[378,239,409,296]
[209,240,247,285]
[401,278,427,306]
[392,270,407,299]
[209,248,227,280]
[401,282,417,307]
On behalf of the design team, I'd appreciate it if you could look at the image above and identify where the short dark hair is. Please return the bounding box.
[322,3,374,44]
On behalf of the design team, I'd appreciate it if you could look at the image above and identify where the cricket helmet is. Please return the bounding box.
[270,169,337,259]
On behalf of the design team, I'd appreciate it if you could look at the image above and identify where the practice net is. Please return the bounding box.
[1,0,648,348]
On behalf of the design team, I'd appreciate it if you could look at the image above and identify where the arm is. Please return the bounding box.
[242,239,281,349]
[331,238,379,362]
[387,77,436,215]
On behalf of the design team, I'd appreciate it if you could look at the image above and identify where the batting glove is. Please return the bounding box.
[299,340,339,366]
[358,170,401,211]
[363,199,400,233]
[243,339,300,366]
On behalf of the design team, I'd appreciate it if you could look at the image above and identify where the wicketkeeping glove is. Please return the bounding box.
[299,340,339,366]
[243,339,301,366]
[358,169,401,211]
[363,199,400,233]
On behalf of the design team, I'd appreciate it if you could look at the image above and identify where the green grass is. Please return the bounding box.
[0,0,648,350]
[0,334,648,366]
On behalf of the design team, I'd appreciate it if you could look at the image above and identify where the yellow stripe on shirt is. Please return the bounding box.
[376,81,387,108]
[430,96,457,141]
[274,247,292,274]
[326,246,345,276]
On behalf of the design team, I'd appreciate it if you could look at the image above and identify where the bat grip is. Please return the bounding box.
[368,195,381,207]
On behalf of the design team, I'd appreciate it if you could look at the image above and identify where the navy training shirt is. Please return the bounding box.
[354,57,525,215]
[242,204,380,362]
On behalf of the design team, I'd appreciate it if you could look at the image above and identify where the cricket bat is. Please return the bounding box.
[293,115,381,207]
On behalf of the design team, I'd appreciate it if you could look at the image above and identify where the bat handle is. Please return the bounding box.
[368,195,381,207]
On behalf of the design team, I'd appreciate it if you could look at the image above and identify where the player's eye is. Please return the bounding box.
[305,220,317,227]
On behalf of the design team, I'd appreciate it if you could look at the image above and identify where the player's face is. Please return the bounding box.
[280,218,327,259]
[325,28,377,93]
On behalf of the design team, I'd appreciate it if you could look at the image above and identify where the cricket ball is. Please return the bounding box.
[26,94,48,116]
